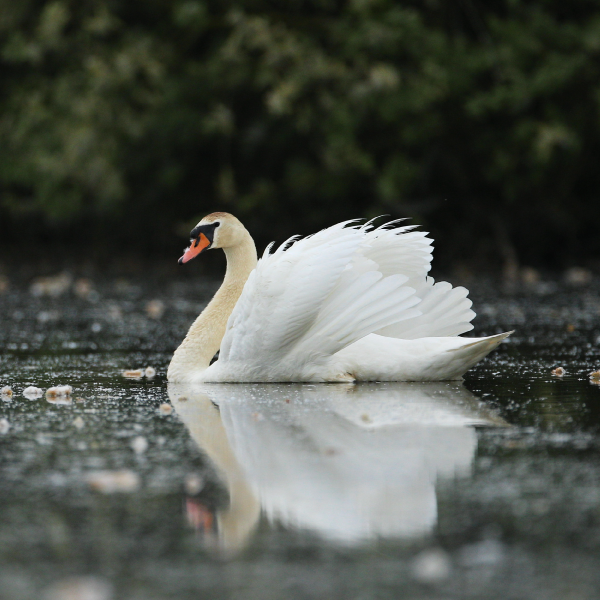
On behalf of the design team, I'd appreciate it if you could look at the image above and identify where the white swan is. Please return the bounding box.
[167,212,511,383]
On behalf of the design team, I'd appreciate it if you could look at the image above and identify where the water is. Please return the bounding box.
[1,275,600,600]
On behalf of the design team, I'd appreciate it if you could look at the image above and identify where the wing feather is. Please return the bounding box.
[360,223,476,339]
[375,277,475,339]
[219,218,476,372]
[220,223,364,362]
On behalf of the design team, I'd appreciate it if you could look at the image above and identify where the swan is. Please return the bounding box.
[167,212,511,383]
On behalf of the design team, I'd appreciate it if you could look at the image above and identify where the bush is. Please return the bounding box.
[1,0,599,269]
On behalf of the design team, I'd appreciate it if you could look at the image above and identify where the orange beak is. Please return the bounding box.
[179,233,211,264]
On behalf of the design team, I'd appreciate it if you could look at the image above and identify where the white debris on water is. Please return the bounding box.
[158,403,172,415]
[123,367,156,379]
[411,548,451,583]
[73,416,85,429]
[184,473,205,495]
[30,272,73,298]
[46,385,72,398]
[564,266,592,286]
[37,310,60,323]
[73,278,94,300]
[131,436,148,454]
[23,386,43,400]
[145,299,165,319]
[86,470,140,493]
[122,369,143,379]
[551,366,565,377]
[46,386,73,405]
[1,386,12,398]
[0,418,10,434]
[43,575,113,600]
[520,266,540,286]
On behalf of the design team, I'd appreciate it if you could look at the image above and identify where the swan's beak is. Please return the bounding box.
[179,233,211,264]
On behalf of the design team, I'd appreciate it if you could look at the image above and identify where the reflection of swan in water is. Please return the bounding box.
[169,382,506,552]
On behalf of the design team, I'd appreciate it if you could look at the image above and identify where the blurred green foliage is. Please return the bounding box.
[1,0,599,268]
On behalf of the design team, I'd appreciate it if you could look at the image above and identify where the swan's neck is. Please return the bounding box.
[168,234,257,381]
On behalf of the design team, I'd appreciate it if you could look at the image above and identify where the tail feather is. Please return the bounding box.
[450,331,513,352]
[443,331,513,375]
[335,332,513,382]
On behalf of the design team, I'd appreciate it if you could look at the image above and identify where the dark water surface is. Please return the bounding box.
[1,276,600,600]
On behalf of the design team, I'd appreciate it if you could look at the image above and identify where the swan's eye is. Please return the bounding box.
[213,222,220,228]
[188,223,217,247]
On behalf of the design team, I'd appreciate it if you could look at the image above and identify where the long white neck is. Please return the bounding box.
[167,232,257,382]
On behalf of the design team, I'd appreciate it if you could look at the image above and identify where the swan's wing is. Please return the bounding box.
[219,222,421,365]
[361,222,475,339]
[219,221,361,362]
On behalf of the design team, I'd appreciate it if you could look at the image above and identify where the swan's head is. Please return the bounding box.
[179,212,245,264]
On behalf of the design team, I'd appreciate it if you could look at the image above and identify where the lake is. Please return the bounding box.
[1,273,600,600]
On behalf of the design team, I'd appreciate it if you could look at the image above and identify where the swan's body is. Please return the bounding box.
[168,213,510,383]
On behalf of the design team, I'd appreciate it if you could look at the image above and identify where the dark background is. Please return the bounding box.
[1,0,599,276]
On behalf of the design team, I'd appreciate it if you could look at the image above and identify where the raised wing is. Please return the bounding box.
[219,221,421,366]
